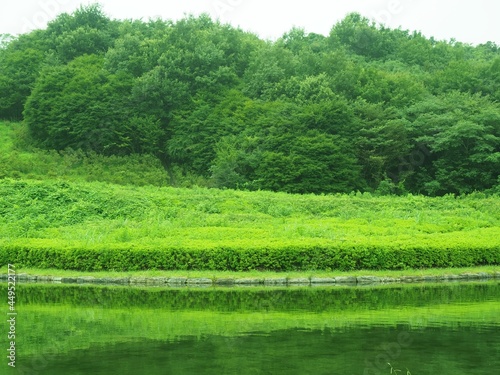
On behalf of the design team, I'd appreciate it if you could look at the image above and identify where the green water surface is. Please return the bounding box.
[3,281,499,375]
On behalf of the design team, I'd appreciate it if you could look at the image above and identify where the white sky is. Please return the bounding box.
[1,0,500,45]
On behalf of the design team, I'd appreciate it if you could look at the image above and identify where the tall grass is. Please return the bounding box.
[0,121,169,186]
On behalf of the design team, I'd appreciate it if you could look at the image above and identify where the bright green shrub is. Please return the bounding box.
[1,241,499,272]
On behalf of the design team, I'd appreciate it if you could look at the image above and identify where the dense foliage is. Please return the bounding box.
[1,5,500,195]
[0,179,498,271]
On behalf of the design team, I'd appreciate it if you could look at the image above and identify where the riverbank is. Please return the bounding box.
[2,266,499,286]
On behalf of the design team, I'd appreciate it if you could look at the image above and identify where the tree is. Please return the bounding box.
[0,47,45,119]
[47,4,118,63]
[210,135,249,189]
[0,31,49,119]
[329,13,397,60]
[406,91,500,194]
[55,26,113,63]
[24,55,139,154]
[254,131,364,194]
[242,43,298,100]
[46,3,113,37]
[351,100,412,190]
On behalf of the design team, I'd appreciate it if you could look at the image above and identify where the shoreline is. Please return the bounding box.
[2,269,499,287]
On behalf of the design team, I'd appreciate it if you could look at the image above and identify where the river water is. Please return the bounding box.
[4,280,500,375]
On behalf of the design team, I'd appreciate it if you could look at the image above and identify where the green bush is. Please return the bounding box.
[1,240,498,272]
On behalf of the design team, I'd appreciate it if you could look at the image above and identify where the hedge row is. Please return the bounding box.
[1,242,499,272]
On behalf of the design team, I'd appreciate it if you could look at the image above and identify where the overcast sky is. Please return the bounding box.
[2,0,500,45]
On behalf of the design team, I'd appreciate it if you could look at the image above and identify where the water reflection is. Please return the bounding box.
[4,281,499,375]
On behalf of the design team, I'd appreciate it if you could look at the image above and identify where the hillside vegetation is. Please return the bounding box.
[1,5,499,272]
[1,176,498,271]
[1,4,499,195]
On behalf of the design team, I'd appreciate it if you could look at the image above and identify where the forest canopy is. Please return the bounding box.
[1,4,499,195]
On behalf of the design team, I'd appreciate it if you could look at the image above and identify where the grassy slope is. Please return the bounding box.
[0,121,169,186]
[1,178,499,246]
[0,121,499,272]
